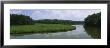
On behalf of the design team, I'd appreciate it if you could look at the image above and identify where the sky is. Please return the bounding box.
[10,9,101,21]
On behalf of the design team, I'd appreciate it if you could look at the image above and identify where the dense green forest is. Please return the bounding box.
[84,12,101,27]
[10,14,34,25]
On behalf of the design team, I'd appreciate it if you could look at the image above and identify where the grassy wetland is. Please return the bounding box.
[10,23,76,34]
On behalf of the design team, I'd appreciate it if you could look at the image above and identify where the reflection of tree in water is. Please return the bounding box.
[84,26,101,39]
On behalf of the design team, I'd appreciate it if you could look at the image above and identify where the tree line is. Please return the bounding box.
[10,14,75,25]
[34,19,75,25]
[84,12,101,27]
[10,14,76,25]
[10,14,34,25]
[34,19,84,25]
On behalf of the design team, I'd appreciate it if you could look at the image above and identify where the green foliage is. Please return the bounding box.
[84,12,101,27]
[10,14,34,25]
[10,23,76,34]
[34,19,75,25]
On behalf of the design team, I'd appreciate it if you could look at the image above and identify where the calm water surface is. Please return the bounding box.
[10,25,101,39]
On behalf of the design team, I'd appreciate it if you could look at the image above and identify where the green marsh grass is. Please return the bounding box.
[10,23,76,34]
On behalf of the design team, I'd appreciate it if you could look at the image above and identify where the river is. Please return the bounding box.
[10,25,101,39]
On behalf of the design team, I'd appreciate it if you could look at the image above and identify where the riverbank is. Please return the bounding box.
[10,23,76,34]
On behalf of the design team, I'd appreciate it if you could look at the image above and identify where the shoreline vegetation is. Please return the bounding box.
[10,23,76,34]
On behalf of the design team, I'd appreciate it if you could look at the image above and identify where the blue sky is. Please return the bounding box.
[10,9,101,21]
